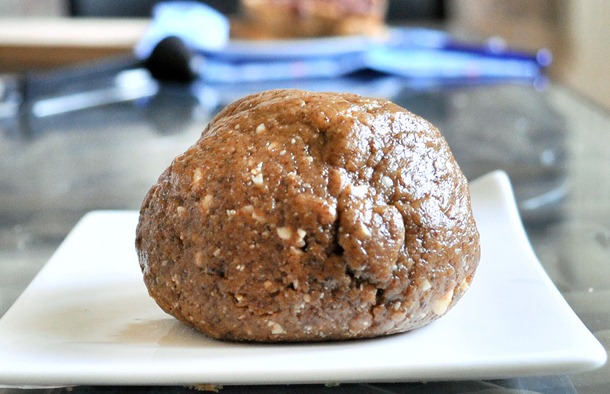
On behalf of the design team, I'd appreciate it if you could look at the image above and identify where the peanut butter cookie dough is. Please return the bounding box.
[136,89,480,342]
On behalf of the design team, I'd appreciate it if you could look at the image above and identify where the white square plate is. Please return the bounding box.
[0,171,605,387]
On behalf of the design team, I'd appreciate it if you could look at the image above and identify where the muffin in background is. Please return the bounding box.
[231,0,388,39]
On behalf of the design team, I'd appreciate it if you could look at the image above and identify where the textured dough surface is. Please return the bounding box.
[136,89,480,342]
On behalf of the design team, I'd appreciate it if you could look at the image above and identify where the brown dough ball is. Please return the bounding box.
[136,89,480,342]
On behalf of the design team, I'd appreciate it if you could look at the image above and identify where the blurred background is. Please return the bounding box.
[0,0,608,111]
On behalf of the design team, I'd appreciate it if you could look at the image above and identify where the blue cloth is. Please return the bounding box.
[135,1,229,59]
[136,1,550,85]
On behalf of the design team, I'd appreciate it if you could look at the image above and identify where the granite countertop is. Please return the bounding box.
[0,72,608,393]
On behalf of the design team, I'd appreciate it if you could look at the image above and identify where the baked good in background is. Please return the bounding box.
[231,0,388,39]
[136,89,480,342]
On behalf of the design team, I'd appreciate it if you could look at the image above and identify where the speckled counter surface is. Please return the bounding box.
[1,74,608,393]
